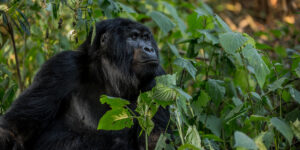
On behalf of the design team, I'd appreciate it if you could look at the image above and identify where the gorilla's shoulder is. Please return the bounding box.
[33,50,85,82]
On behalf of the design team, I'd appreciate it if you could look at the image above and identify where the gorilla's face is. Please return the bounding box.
[98,19,160,80]
[126,27,159,79]
[94,19,159,80]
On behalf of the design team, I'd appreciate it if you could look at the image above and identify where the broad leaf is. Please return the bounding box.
[289,87,300,104]
[153,83,177,102]
[214,15,232,32]
[168,43,181,58]
[199,115,222,137]
[137,116,154,135]
[118,2,136,13]
[185,125,202,149]
[295,63,300,77]
[163,2,186,34]
[149,11,175,34]
[291,119,300,140]
[174,57,197,79]
[178,144,200,150]
[270,117,293,145]
[219,32,247,55]
[100,95,130,109]
[268,77,287,92]
[155,74,177,87]
[154,134,169,150]
[242,45,270,88]
[206,79,225,106]
[234,131,258,150]
[98,108,133,130]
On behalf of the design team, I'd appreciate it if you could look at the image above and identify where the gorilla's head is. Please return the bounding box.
[80,18,164,98]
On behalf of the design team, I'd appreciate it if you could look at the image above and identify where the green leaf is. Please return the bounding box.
[263,130,274,149]
[163,2,186,34]
[100,95,130,109]
[137,116,154,135]
[185,125,202,149]
[197,90,211,107]
[234,131,258,150]
[291,119,300,140]
[154,134,168,150]
[198,30,219,45]
[243,33,256,47]
[149,11,175,34]
[248,115,269,122]
[250,92,261,101]
[256,43,272,50]
[295,63,300,77]
[224,105,243,121]
[117,2,136,13]
[270,117,293,145]
[175,88,192,100]
[155,74,177,87]
[232,97,243,106]
[178,144,200,150]
[242,45,270,88]
[153,83,177,102]
[219,32,247,55]
[174,57,197,79]
[199,115,222,137]
[289,87,300,104]
[167,43,181,58]
[206,79,225,107]
[268,77,287,92]
[98,108,133,130]
[187,13,203,33]
[214,15,232,32]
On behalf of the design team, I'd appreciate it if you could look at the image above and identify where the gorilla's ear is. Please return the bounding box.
[100,32,109,48]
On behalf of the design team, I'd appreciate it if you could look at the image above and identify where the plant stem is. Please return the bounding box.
[5,13,23,92]
[175,109,185,145]
[145,130,148,150]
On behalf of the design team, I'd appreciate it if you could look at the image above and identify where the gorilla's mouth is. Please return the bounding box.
[141,59,159,64]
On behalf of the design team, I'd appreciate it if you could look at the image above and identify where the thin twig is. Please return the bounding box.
[5,13,24,91]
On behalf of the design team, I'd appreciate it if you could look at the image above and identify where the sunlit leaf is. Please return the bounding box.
[100,95,130,109]
[98,108,133,130]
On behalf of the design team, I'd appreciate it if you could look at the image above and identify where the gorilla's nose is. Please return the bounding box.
[143,46,154,53]
[142,45,157,60]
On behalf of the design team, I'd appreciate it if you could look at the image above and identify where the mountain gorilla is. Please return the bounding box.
[0,18,169,150]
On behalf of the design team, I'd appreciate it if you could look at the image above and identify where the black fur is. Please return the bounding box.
[0,18,169,150]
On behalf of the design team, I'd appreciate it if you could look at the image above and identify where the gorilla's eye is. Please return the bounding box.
[131,32,138,40]
[143,34,150,41]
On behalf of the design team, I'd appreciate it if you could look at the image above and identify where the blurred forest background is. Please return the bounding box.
[0,0,299,149]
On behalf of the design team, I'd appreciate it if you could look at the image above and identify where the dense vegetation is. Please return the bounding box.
[0,0,299,149]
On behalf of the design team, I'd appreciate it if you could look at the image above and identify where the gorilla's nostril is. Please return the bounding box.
[144,47,154,53]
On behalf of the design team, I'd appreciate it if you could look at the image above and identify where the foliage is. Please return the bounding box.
[0,0,299,149]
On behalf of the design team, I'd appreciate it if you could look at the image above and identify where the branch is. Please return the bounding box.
[5,13,24,92]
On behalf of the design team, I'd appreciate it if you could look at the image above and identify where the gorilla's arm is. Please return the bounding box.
[0,51,81,149]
